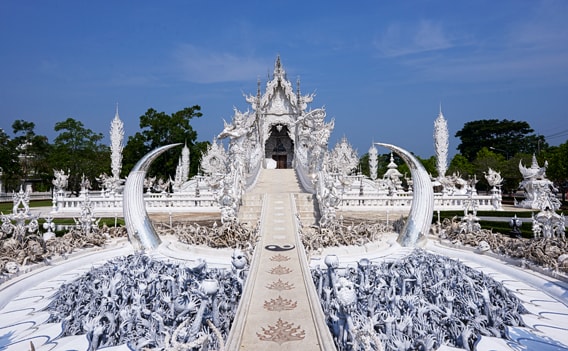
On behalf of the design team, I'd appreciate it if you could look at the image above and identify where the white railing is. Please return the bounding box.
[340,193,502,212]
[53,193,219,214]
[295,162,315,194]
[0,191,52,202]
[145,194,218,210]
[245,157,262,191]
[51,181,502,216]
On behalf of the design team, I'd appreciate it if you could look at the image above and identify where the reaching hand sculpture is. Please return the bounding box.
[312,250,528,351]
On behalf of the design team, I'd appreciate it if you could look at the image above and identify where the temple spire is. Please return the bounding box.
[434,105,449,177]
[273,55,286,81]
[296,76,301,111]
[257,77,261,108]
[275,55,281,72]
[110,104,124,182]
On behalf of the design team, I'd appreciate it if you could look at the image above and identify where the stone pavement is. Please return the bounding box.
[226,169,335,349]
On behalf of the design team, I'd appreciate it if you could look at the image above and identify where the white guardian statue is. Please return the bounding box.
[518,154,561,211]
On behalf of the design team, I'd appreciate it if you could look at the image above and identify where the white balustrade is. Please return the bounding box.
[53,193,219,215]
[340,193,501,212]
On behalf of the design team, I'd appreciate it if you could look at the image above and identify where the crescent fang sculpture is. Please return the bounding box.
[375,143,434,247]
[123,143,181,250]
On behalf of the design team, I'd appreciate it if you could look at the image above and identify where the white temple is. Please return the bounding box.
[5,56,568,351]
[52,56,503,220]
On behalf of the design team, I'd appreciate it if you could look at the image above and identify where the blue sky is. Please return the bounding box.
[1,1,567,158]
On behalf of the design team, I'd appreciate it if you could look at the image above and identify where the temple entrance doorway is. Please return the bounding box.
[265,124,294,169]
[273,155,287,169]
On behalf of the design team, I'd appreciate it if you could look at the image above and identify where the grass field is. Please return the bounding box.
[1,200,562,238]
[0,200,125,228]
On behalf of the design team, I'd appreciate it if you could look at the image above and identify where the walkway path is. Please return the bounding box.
[226,169,334,350]
[2,170,568,350]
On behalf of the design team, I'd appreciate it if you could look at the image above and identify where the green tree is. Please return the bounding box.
[376,153,390,178]
[358,153,370,177]
[122,106,207,179]
[472,147,506,192]
[50,118,110,195]
[11,120,51,191]
[0,128,21,192]
[447,154,475,178]
[396,155,437,180]
[541,142,568,201]
[419,155,438,178]
[455,119,547,161]
[362,152,398,179]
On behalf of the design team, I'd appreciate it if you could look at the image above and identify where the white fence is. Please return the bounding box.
[50,184,501,216]
[52,193,219,215]
[340,192,502,212]
[0,191,52,202]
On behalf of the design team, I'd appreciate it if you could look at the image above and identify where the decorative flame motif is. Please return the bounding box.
[270,254,291,262]
[257,318,306,345]
[266,279,295,291]
[263,295,298,312]
[268,265,292,275]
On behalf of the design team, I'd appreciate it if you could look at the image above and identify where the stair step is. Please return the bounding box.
[238,169,318,223]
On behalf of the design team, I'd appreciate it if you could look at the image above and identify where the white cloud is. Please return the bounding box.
[374,20,453,58]
[374,2,568,87]
[403,50,568,85]
[108,73,161,87]
[173,45,268,84]
[507,0,568,51]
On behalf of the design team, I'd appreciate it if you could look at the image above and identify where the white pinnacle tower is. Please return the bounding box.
[368,143,378,180]
[110,104,124,180]
[181,142,190,182]
[434,105,449,178]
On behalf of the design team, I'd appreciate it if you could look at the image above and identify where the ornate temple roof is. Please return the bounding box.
[245,56,314,118]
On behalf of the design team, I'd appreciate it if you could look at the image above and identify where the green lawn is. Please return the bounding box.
[436,210,536,238]
[0,200,52,213]
[0,200,125,228]
[0,200,557,237]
